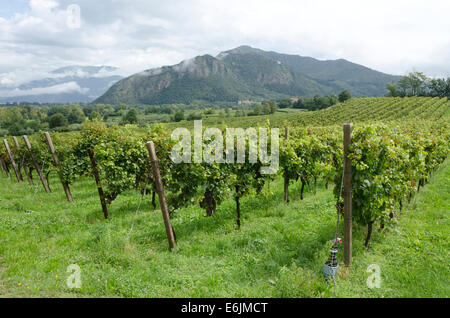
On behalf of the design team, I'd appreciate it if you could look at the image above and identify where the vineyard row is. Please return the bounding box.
[0,120,449,251]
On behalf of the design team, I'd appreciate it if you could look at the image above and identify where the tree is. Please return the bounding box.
[278,98,292,108]
[391,72,449,98]
[68,105,85,124]
[397,72,428,96]
[262,101,277,114]
[173,110,185,122]
[338,90,352,103]
[269,101,278,113]
[386,83,399,97]
[89,111,101,121]
[428,78,450,98]
[329,94,338,105]
[123,109,139,124]
[48,113,68,129]
[407,72,428,96]
[118,103,127,111]
[48,105,69,117]
[204,108,214,115]
[8,122,26,136]
[187,112,202,121]
[248,104,263,116]
[293,98,307,109]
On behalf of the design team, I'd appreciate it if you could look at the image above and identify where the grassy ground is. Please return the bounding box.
[0,160,448,298]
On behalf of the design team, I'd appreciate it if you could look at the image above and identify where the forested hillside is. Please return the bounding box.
[95,46,400,105]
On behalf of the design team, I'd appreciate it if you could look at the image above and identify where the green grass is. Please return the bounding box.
[0,160,448,297]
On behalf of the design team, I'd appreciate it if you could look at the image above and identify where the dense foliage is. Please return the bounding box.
[386,72,450,98]
[337,123,449,245]
[0,97,448,246]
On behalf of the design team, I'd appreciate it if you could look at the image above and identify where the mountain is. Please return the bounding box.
[95,46,400,105]
[0,66,123,104]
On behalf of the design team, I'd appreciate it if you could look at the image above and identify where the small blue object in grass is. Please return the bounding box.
[323,247,339,278]
[323,263,339,277]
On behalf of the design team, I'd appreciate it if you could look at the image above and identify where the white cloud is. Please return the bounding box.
[0,81,88,97]
[0,0,449,91]
[0,69,55,88]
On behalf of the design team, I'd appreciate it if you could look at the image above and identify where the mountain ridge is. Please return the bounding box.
[95,46,400,105]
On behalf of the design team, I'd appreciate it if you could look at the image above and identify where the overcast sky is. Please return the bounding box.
[1,0,449,88]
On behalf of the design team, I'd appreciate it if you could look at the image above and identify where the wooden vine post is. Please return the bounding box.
[0,158,10,177]
[11,137,24,183]
[343,123,353,266]
[87,148,108,219]
[23,135,51,193]
[283,126,289,203]
[13,136,33,185]
[12,136,19,149]
[0,158,6,175]
[3,139,22,183]
[44,132,73,202]
[146,141,177,250]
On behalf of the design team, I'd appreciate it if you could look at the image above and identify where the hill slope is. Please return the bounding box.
[95,46,400,105]
[163,97,450,130]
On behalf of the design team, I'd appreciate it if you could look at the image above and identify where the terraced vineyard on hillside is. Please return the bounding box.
[0,96,448,297]
[165,97,450,130]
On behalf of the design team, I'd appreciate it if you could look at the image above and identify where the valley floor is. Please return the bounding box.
[0,160,448,297]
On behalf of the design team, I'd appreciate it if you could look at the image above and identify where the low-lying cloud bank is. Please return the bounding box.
[0,81,88,97]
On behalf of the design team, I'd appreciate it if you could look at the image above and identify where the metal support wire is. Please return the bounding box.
[322,158,346,296]
[126,173,151,241]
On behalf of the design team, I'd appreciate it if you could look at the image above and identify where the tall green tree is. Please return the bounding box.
[338,90,352,103]
[173,109,185,122]
[123,109,139,124]
[278,98,292,108]
[428,78,450,98]
[386,83,399,97]
[48,113,68,129]
[263,101,277,114]
[398,72,428,96]
[68,105,85,124]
